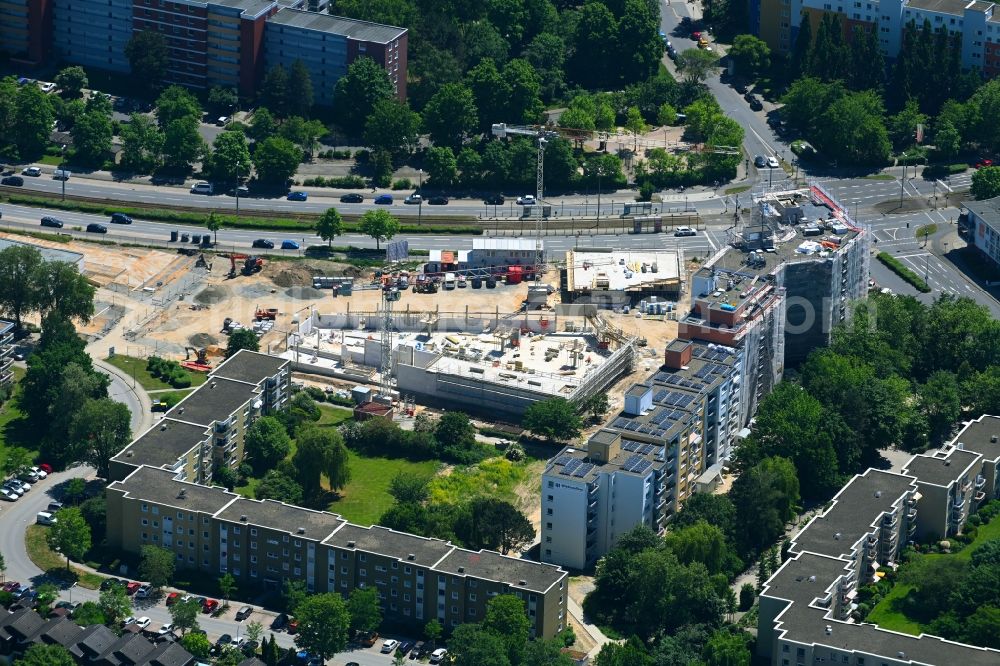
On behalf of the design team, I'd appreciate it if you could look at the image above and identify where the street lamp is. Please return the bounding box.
[417,169,423,226]
[60,144,67,200]
[235,158,241,216]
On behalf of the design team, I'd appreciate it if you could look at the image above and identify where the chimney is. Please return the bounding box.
[240,515,248,522]
[347,541,356,548]
[177,489,187,500]
[992,434,998,443]
[457,566,464,573]
[518,579,527,586]
[407,553,415,560]
[874,491,881,498]
[825,625,832,635]
[663,340,693,370]
[297,527,305,534]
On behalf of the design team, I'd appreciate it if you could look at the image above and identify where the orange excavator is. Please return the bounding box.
[181,347,212,372]
[226,253,264,278]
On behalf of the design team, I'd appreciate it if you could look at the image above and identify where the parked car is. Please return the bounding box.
[766,155,780,169]
[381,639,399,654]
[403,194,422,205]
[100,578,123,591]
[516,194,536,206]
[36,511,56,525]
[280,240,299,250]
[734,81,749,94]
[86,223,108,234]
[360,632,379,647]
[428,196,448,205]
[30,467,48,479]
[202,599,219,614]
[157,623,175,636]
[430,648,448,664]
[133,617,151,630]
[134,585,152,599]
[1,582,21,593]
[53,169,71,181]
[190,182,213,194]
[484,194,505,205]
[215,634,232,647]
[0,488,20,502]
[340,193,364,203]
[22,167,41,177]
[229,185,250,197]
[38,464,52,474]
[40,217,64,228]
[287,618,299,634]
[4,482,25,496]
[286,191,308,201]
[975,158,994,169]
[754,155,767,168]
[235,605,253,621]
[216,116,230,126]
[125,582,141,595]
[166,592,180,606]
[251,239,274,249]
[747,95,763,111]
[374,194,393,205]
[398,640,414,655]
[1,176,24,186]
[271,612,289,631]
[674,227,697,237]
[409,640,425,658]
[47,501,63,512]
[20,469,41,483]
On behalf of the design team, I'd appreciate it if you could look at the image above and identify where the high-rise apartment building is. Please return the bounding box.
[0,321,13,390]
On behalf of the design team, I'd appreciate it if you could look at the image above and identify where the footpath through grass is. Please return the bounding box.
[104,354,207,391]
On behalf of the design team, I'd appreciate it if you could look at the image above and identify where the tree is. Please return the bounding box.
[676,48,719,84]
[502,58,544,124]
[730,34,770,77]
[218,572,237,608]
[624,106,648,152]
[522,397,582,441]
[425,146,459,187]
[282,579,308,614]
[139,545,175,590]
[346,586,382,635]
[69,398,131,479]
[47,507,91,570]
[161,117,206,171]
[972,166,1000,200]
[259,65,290,118]
[255,469,303,506]
[35,259,96,324]
[817,90,891,165]
[674,492,737,539]
[435,411,476,450]
[364,99,421,160]
[703,630,751,666]
[887,98,927,151]
[287,59,314,118]
[3,447,35,477]
[120,114,164,173]
[422,83,479,149]
[73,109,113,165]
[261,634,281,666]
[155,86,202,128]
[664,520,740,576]
[70,601,105,627]
[169,598,201,634]
[456,497,534,554]
[99,583,131,626]
[919,370,961,445]
[388,473,431,505]
[358,209,400,250]
[739,583,755,611]
[594,639,652,666]
[294,593,350,660]
[332,56,394,134]
[201,212,222,248]
[62,477,88,505]
[569,2,619,88]
[0,237,43,332]
[55,66,88,98]
[730,456,800,556]
[180,632,212,659]
[11,84,53,159]
[293,426,351,499]
[253,136,302,186]
[424,618,443,645]
[277,116,326,158]
[125,32,169,93]
[207,86,237,114]
[315,208,344,247]
[15,644,75,666]
[244,416,292,475]
[0,551,5,582]
[249,107,278,143]
[206,130,252,183]
[483,595,531,665]
[226,328,260,358]
[447,623,511,666]
[935,120,962,158]
[523,639,574,666]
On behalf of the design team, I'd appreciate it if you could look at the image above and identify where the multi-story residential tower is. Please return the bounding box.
[0,321,13,390]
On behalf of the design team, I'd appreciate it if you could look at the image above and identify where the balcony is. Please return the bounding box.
[976,475,986,489]
[975,491,987,503]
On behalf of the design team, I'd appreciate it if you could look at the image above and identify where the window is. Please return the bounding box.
[142,519,149,526]
[142,503,148,512]
[546,508,553,516]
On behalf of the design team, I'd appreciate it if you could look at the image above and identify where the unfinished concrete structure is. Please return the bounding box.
[559,249,685,309]
[281,305,636,417]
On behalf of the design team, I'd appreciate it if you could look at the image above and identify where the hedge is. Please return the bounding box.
[876,252,931,293]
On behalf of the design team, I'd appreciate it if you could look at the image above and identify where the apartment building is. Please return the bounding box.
[961,196,1000,270]
[109,349,290,483]
[106,466,568,638]
[540,338,742,570]
[264,8,406,105]
[2,0,406,102]
[756,415,1000,666]
[0,320,13,390]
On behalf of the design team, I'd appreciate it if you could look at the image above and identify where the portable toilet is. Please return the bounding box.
[507,266,524,285]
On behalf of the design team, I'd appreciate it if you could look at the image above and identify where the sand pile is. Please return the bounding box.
[189,333,219,347]
[194,284,231,304]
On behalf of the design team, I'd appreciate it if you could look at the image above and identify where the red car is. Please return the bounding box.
[691,31,702,40]
[125,582,141,595]
[287,619,299,634]
[2,582,20,593]
[165,593,180,606]
[975,158,994,169]
[38,463,53,474]
[201,599,219,614]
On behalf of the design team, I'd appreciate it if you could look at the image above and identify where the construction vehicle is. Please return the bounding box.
[181,347,212,372]
[413,275,439,294]
[226,253,265,278]
[255,306,278,321]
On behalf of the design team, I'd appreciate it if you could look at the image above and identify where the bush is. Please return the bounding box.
[876,252,931,293]
[301,175,367,189]
[392,178,412,190]
[326,394,354,407]
[304,386,326,401]
[739,583,755,611]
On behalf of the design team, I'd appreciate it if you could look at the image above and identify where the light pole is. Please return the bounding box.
[597,168,602,219]
[235,158,241,216]
[417,169,423,226]
[899,163,906,207]
[60,144,67,200]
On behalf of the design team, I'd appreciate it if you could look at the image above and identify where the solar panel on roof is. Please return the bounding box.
[562,459,582,476]
[574,463,596,478]
[552,455,572,467]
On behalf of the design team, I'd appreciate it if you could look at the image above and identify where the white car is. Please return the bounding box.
[766,156,780,168]
[36,511,57,525]
[516,195,536,206]
[30,466,47,479]
[430,648,448,663]
[157,623,175,636]
[20,470,41,483]
[0,488,19,502]
[39,82,56,93]
[216,116,230,126]
[133,617,151,630]
[673,226,697,237]
[22,167,41,177]
[403,194,422,205]
[135,585,153,599]
[381,639,399,653]
[8,479,30,492]
[2,483,24,497]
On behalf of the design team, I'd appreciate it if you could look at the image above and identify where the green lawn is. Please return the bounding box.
[329,452,440,526]
[316,404,353,428]
[0,367,36,458]
[24,525,104,589]
[104,354,207,391]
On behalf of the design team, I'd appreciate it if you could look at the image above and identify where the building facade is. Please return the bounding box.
[1,0,406,102]
[0,321,13,390]
[961,196,1000,268]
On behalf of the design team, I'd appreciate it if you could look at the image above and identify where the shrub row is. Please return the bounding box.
[316,149,353,160]
[146,356,193,388]
[300,175,366,188]
[876,252,931,293]
[391,178,412,191]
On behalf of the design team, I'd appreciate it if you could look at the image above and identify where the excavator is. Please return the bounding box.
[181,347,212,372]
[226,253,264,278]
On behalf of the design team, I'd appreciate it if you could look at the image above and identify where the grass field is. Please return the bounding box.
[104,354,208,391]
[329,452,440,526]
[0,368,36,459]
[24,525,103,589]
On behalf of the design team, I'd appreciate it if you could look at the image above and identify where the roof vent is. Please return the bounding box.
[160,424,167,431]
[992,434,998,443]
[874,490,881,498]
[297,527,305,534]
[126,450,134,457]
[897,652,906,659]
[347,541,356,548]
[825,625,832,635]
[210,381,217,389]
[518,579,527,586]
[407,553,416,561]
[457,566,464,573]
[178,407,185,414]
[945,460,952,466]
[177,489,187,499]
[834,532,841,540]
[808,575,816,582]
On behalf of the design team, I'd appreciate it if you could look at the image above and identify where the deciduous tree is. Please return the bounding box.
[47,507,91,570]
[15,644,75,666]
[346,587,382,635]
[244,416,292,475]
[315,208,345,247]
[125,31,168,94]
[332,57,394,134]
[293,426,351,499]
[252,136,301,186]
[358,209,400,250]
[972,166,1000,200]
[69,398,132,479]
[422,83,479,149]
[226,328,260,358]
[364,99,421,160]
[522,397,582,441]
[54,66,88,98]
[294,593,350,659]
[455,497,534,554]
[139,544,176,590]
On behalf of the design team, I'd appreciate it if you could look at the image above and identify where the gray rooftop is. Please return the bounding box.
[792,469,916,559]
[904,0,970,15]
[952,415,1000,461]
[268,8,405,43]
[965,196,1000,229]
[216,498,345,540]
[0,238,84,267]
[0,320,12,335]
[763,551,849,607]
[211,350,288,386]
[903,448,981,488]
[208,0,275,18]
[324,524,454,566]
[166,377,258,426]
[109,466,236,515]
[434,548,567,594]
[112,419,209,469]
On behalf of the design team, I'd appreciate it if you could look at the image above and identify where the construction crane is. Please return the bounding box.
[491,123,560,285]
[377,275,399,402]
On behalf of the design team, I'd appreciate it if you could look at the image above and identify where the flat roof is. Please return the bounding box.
[324,524,454,566]
[109,466,237,515]
[0,320,13,335]
[952,415,1000,461]
[965,196,1000,231]
[545,437,666,483]
[565,250,682,292]
[903,448,981,488]
[216,498,345,540]
[166,377,258,426]
[111,419,209,470]
[268,8,405,43]
[211,349,288,386]
[434,548,566,594]
[0,238,84,267]
[209,0,275,18]
[904,0,968,15]
[793,469,916,559]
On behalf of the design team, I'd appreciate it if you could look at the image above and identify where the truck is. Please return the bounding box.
[443,272,457,290]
